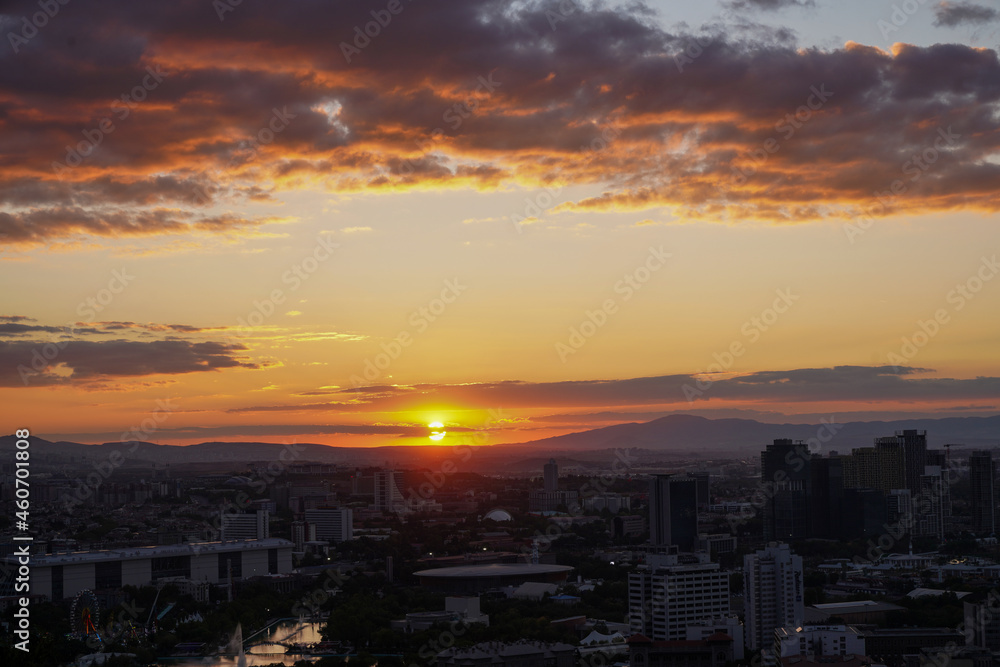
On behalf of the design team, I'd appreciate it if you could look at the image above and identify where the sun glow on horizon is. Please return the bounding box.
[428,421,446,441]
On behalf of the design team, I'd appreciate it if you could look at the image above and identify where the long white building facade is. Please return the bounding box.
[3,538,293,601]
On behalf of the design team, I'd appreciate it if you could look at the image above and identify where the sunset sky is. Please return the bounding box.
[2,0,1000,447]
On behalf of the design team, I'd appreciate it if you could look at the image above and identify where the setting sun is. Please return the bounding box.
[428,421,446,442]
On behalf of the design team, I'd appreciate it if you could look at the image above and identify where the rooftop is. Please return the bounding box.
[415,563,573,578]
[4,538,294,566]
[810,601,904,612]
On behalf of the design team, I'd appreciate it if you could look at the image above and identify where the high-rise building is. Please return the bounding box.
[304,508,353,543]
[899,429,929,495]
[628,553,730,641]
[875,430,927,496]
[291,520,317,551]
[969,450,996,536]
[375,470,404,512]
[841,488,887,539]
[744,543,804,651]
[543,459,558,493]
[874,438,907,492]
[843,447,879,489]
[886,489,912,527]
[915,466,946,541]
[691,471,711,508]
[761,440,812,541]
[810,457,844,539]
[649,474,698,551]
[927,449,947,468]
[221,509,269,541]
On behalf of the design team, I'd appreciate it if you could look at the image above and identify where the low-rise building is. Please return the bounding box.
[0,538,294,601]
[773,625,866,660]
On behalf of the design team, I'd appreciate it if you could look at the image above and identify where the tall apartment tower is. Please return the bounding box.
[874,437,907,492]
[744,543,804,651]
[970,450,996,536]
[375,470,404,511]
[543,458,559,493]
[691,472,711,508]
[761,440,812,541]
[899,430,929,495]
[875,430,928,496]
[628,553,730,641]
[915,465,948,541]
[291,520,317,551]
[649,474,698,551]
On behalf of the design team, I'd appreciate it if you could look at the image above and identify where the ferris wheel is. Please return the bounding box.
[70,589,102,640]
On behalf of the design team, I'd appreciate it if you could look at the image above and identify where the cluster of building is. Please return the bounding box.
[6,430,1000,667]
[760,431,997,543]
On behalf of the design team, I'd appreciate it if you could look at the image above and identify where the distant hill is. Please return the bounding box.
[509,413,1000,454]
[3,414,998,472]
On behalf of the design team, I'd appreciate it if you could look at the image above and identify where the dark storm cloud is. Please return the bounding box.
[2,0,1000,243]
[0,339,257,386]
[0,314,258,385]
[934,1,999,26]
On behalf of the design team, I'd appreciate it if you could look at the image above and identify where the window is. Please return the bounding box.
[218,551,242,580]
[51,565,63,601]
[95,561,122,590]
[268,548,279,574]
[152,555,191,580]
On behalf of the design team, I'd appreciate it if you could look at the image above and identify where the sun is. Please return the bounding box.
[428,421,446,441]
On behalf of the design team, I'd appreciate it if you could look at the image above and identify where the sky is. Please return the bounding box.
[2,0,1000,448]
